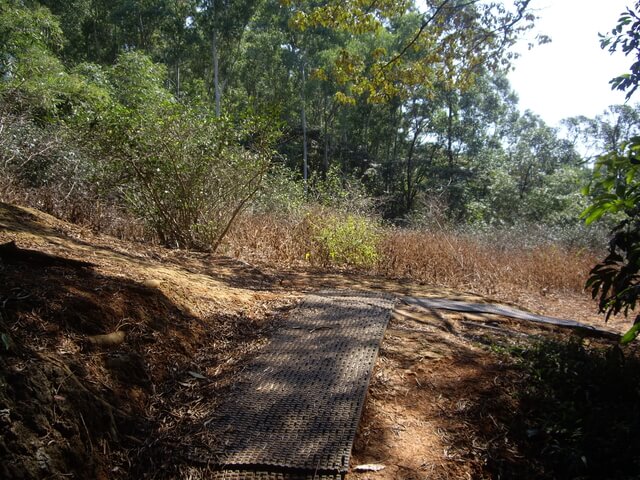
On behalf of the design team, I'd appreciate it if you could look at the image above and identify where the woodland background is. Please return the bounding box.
[1,0,637,273]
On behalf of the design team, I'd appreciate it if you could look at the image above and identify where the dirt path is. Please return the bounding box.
[1,201,636,480]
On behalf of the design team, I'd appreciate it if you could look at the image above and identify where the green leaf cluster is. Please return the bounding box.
[309,212,380,268]
[582,1,640,339]
[582,139,640,341]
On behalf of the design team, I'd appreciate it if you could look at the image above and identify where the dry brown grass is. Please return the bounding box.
[1,175,597,298]
[223,212,311,267]
[224,213,599,296]
[378,229,597,295]
[0,177,150,241]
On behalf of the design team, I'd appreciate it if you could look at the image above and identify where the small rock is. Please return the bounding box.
[143,279,162,289]
[354,463,385,472]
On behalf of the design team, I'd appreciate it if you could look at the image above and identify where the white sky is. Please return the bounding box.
[508,0,632,126]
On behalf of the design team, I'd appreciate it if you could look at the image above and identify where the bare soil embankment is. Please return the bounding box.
[1,202,637,479]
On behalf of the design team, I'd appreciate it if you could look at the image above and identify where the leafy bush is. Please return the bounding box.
[308,212,380,268]
[248,163,305,216]
[308,166,376,216]
[90,103,275,250]
[582,1,640,342]
[582,137,640,341]
[108,51,172,110]
[506,340,640,479]
[0,1,111,121]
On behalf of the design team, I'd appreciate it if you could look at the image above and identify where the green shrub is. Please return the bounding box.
[504,340,640,479]
[89,103,276,251]
[249,163,305,216]
[309,212,380,268]
[108,51,172,110]
[308,166,375,216]
[0,2,112,121]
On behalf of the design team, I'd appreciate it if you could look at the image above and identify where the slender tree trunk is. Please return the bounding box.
[342,128,348,188]
[323,122,330,176]
[384,127,392,190]
[391,106,400,195]
[447,94,455,166]
[363,105,371,161]
[323,95,330,177]
[519,164,532,198]
[406,120,422,213]
[301,62,308,196]
[139,13,144,48]
[92,6,100,59]
[406,133,416,212]
[212,30,221,117]
[176,61,180,97]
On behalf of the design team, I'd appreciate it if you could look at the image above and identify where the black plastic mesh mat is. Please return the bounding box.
[186,290,395,477]
[206,469,342,479]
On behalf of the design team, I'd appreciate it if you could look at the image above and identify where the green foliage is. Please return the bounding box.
[309,212,380,268]
[0,0,64,62]
[601,1,640,99]
[505,340,640,478]
[583,3,640,337]
[308,166,374,215]
[249,163,306,216]
[581,139,640,225]
[621,322,640,344]
[108,51,172,110]
[0,1,110,120]
[90,101,276,250]
[582,137,640,329]
[289,0,537,103]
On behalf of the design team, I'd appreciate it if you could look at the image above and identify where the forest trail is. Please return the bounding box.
[186,290,395,479]
[0,201,630,480]
[181,291,617,480]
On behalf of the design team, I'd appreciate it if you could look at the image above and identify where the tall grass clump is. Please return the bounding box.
[227,192,600,295]
[225,167,381,269]
[378,227,598,293]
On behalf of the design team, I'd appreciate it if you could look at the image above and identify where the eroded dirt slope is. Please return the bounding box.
[0,202,297,479]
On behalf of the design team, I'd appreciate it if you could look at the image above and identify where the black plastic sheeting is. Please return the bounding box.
[403,297,619,339]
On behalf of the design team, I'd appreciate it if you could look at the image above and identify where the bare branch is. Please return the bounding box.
[384,0,479,68]
[384,0,532,70]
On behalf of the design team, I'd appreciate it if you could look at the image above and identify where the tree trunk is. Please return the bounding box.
[406,123,421,213]
[323,95,330,177]
[301,62,308,196]
[390,105,399,195]
[212,30,221,117]
[447,94,455,166]
[175,61,180,97]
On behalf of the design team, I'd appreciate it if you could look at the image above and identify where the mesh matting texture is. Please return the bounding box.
[187,290,395,478]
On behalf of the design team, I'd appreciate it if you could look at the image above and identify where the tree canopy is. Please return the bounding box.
[0,0,629,252]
